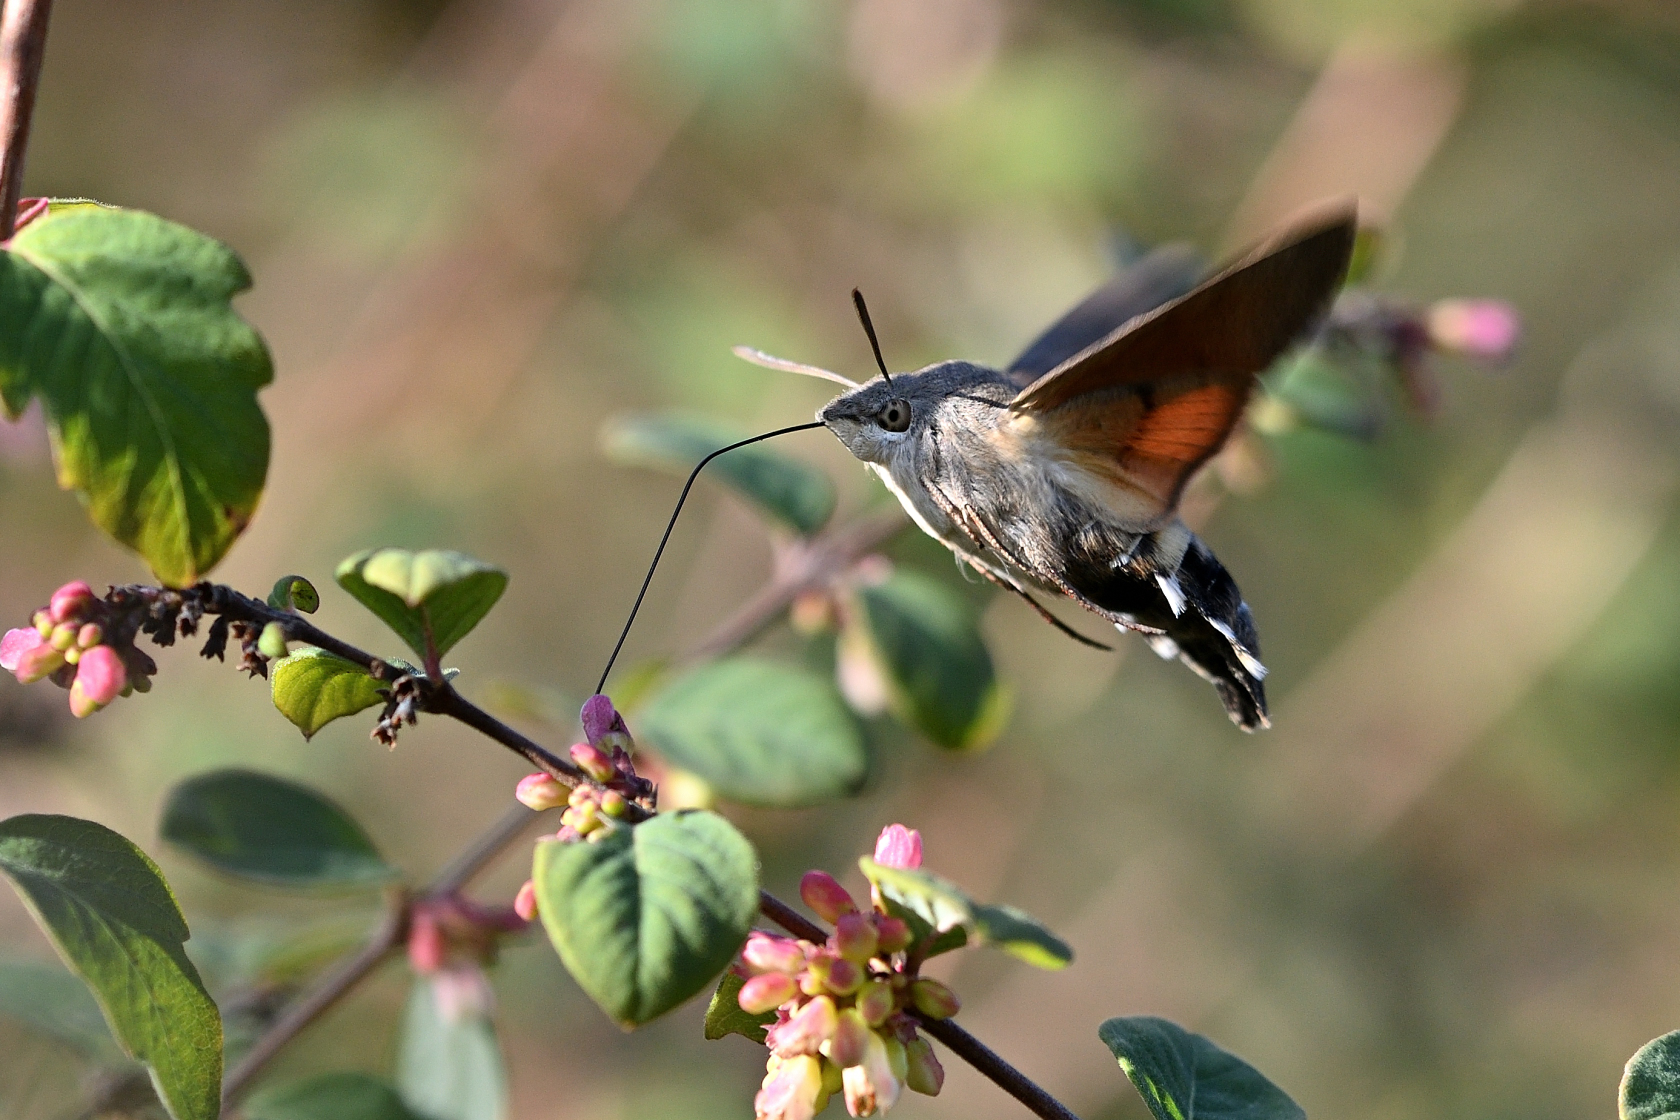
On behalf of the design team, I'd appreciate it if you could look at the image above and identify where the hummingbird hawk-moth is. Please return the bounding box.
[737,202,1357,730]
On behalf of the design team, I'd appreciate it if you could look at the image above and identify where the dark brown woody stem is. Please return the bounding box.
[0,0,51,240]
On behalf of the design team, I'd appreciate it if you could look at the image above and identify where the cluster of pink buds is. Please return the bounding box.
[743,825,952,1120]
[406,892,528,1023]
[510,694,655,922]
[1,581,155,717]
[1321,292,1521,420]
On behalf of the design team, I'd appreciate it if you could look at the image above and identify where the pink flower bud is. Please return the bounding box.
[909,977,959,1019]
[856,979,895,1026]
[770,995,838,1057]
[2,627,44,673]
[600,790,628,818]
[1427,299,1520,361]
[75,623,103,649]
[825,1007,872,1068]
[14,640,66,685]
[738,971,798,1014]
[48,623,76,651]
[580,693,634,752]
[32,611,51,637]
[515,773,567,811]
[833,912,879,963]
[74,646,126,707]
[513,880,538,922]
[874,915,912,954]
[408,911,446,973]
[743,932,807,975]
[874,824,922,870]
[48,581,95,625]
[800,870,857,923]
[904,1035,944,1096]
[824,957,863,996]
[569,742,617,784]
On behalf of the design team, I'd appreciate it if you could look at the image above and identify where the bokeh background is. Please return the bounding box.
[3,0,1680,1117]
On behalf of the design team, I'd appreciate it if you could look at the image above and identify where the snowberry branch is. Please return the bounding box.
[0,0,51,240]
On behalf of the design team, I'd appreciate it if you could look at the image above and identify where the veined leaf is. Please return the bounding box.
[336,548,507,659]
[1623,1031,1680,1120]
[161,769,396,889]
[849,571,1010,751]
[858,857,1070,969]
[270,646,386,739]
[1099,1016,1304,1120]
[704,970,775,1044]
[638,657,866,808]
[533,811,758,1027]
[602,413,835,535]
[0,202,271,585]
[0,814,221,1120]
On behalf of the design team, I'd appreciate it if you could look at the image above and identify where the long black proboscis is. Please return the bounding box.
[851,289,893,387]
[593,420,826,696]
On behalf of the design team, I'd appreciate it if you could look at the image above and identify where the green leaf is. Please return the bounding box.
[335,548,508,658]
[0,203,271,586]
[396,977,507,1120]
[161,769,396,889]
[1623,1031,1680,1120]
[858,857,973,937]
[0,814,222,1120]
[638,657,866,808]
[1099,1016,1305,1120]
[269,646,386,739]
[267,575,319,613]
[533,810,758,1027]
[602,413,836,535]
[247,1072,429,1120]
[972,903,1072,970]
[850,571,1010,750]
[858,858,1070,969]
[0,958,125,1061]
[704,970,775,1044]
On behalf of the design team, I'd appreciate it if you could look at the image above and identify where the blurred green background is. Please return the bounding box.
[4,0,1680,1117]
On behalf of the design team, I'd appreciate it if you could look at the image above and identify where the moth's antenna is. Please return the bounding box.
[594,420,825,696]
[851,289,893,388]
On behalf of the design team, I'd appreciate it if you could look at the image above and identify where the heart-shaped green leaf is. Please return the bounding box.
[1099,1016,1304,1120]
[0,958,125,1061]
[336,548,508,659]
[602,413,835,535]
[0,202,271,585]
[703,970,776,1044]
[247,1072,430,1120]
[269,646,387,739]
[161,769,396,889]
[1624,1031,1680,1120]
[396,977,507,1120]
[849,571,1010,750]
[534,811,758,1027]
[637,657,866,808]
[0,814,221,1120]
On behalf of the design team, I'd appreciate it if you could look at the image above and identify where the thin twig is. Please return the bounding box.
[0,0,51,240]
[220,896,408,1108]
[683,507,906,662]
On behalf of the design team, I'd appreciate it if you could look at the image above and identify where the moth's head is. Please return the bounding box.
[818,361,999,466]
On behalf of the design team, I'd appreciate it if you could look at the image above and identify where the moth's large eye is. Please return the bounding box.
[877,398,912,433]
